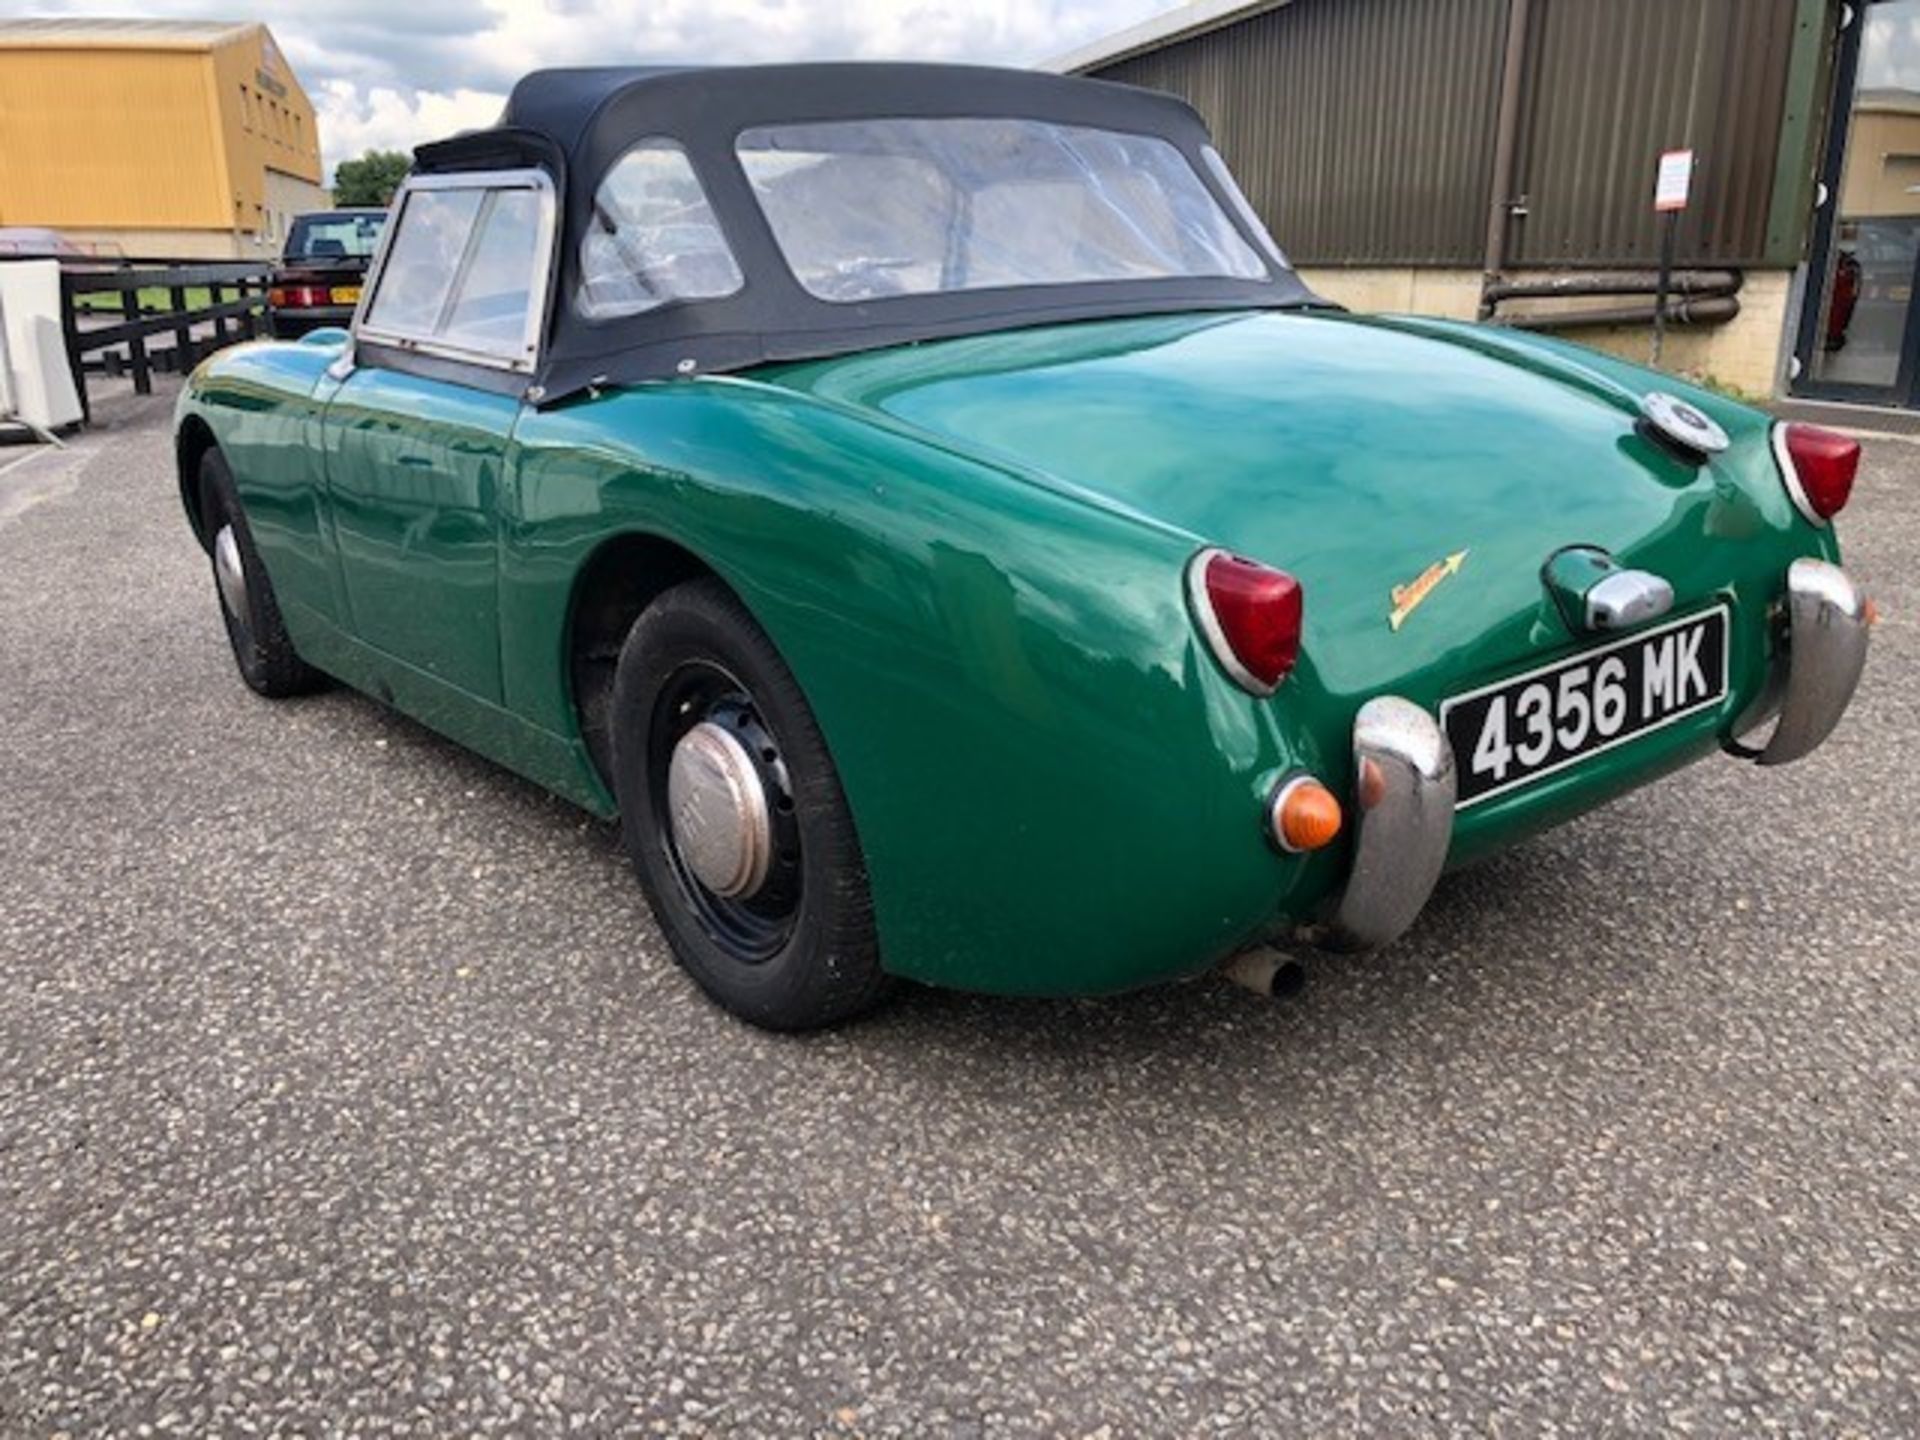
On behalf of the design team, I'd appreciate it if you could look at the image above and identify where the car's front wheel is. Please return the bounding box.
[197,448,323,698]
[609,578,888,1030]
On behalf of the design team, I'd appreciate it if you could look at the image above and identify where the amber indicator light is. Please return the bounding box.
[1273,777,1343,853]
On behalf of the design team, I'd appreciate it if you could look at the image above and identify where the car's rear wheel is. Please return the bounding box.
[197,448,323,698]
[609,578,888,1030]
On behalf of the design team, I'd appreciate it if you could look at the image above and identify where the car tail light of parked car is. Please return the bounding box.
[270,284,332,308]
[1774,422,1860,525]
[1187,547,1303,694]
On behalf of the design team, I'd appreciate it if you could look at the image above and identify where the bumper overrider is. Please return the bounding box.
[1745,558,1872,766]
[1317,559,1870,953]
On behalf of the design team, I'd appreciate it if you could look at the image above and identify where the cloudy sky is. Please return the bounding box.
[1863,1,1920,92]
[29,0,1176,180]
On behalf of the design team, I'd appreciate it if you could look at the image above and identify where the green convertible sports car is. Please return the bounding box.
[175,63,1871,1029]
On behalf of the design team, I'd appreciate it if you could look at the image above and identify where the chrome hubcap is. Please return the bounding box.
[666,720,773,899]
[213,524,249,620]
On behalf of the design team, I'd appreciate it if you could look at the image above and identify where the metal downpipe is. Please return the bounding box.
[1479,0,1535,319]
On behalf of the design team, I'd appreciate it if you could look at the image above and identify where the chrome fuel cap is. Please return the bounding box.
[1641,391,1729,457]
[666,720,773,899]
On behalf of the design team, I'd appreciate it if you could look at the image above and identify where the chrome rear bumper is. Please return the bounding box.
[1752,559,1870,767]
[1327,696,1456,950]
[1318,559,1867,951]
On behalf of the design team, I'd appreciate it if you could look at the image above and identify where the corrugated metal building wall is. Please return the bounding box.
[1508,0,1800,265]
[0,20,325,250]
[0,46,231,230]
[1087,0,1809,268]
[1095,0,1508,264]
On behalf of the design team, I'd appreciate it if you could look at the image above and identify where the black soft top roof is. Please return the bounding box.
[411,63,1321,401]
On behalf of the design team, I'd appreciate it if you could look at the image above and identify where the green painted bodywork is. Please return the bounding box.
[176,309,1838,995]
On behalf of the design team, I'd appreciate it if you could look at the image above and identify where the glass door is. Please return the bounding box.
[1795,0,1920,405]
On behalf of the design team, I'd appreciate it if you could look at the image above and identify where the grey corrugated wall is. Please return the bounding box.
[1506,0,1798,265]
[1085,0,1805,268]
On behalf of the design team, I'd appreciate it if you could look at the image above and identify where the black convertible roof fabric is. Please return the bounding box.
[410,64,1322,400]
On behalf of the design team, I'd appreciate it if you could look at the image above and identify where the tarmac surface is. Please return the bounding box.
[2,381,1916,1436]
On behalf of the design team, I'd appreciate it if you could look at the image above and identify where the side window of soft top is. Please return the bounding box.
[578,140,743,320]
[360,172,555,372]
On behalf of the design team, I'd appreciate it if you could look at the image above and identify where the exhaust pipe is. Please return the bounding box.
[1221,947,1307,999]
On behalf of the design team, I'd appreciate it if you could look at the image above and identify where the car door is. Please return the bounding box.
[322,171,556,704]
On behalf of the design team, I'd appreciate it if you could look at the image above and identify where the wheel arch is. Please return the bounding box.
[565,529,737,786]
[176,412,219,551]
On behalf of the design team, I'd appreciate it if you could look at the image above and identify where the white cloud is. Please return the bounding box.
[313,80,507,169]
[1860,13,1920,92]
[32,0,1174,182]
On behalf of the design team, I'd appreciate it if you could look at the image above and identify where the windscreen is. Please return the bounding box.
[285,212,386,262]
[736,118,1274,303]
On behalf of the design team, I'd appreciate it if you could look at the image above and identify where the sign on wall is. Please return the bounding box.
[1654,149,1695,213]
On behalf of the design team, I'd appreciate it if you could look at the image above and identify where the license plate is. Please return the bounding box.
[1441,606,1728,809]
[330,285,362,305]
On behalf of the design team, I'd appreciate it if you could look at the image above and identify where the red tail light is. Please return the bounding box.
[1188,547,1303,694]
[1775,423,1859,524]
[271,284,329,309]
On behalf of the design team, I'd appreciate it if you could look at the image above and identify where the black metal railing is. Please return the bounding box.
[58,259,274,424]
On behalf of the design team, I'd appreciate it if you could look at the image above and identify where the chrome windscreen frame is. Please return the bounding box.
[349,168,560,378]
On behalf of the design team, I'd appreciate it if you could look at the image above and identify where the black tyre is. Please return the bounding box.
[610,578,888,1030]
[197,447,323,698]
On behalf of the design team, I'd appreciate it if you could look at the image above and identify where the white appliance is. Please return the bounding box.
[0,259,85,438]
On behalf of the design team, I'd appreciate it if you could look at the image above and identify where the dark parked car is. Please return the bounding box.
[267,209,386,337]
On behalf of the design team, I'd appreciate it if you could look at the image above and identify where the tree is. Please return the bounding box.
[333,150,412,207]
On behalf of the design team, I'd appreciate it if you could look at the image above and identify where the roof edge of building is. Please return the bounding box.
[1041,0,1293,75]
[0,18,261,53]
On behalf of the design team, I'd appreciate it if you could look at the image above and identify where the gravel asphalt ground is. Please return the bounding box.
[1,381,1916,1436]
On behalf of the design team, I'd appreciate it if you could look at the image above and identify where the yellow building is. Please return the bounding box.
[1837,89,1920,221]
[0,18,329,259]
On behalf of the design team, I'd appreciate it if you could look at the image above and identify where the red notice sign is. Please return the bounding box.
[1655,149,1695,213]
